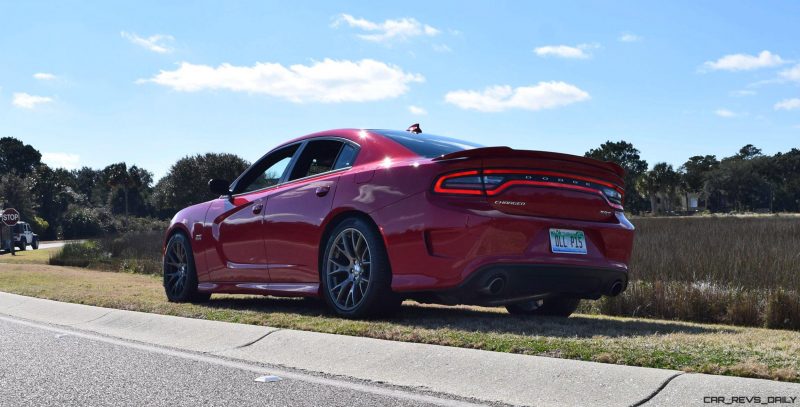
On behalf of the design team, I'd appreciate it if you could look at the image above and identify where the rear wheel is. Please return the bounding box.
[163,233,211,303]
[505,296,581,317]
[321,217,401,318]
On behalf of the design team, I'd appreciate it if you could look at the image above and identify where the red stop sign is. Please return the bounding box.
[1,208,20,227]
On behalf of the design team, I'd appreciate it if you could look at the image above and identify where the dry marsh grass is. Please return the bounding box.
[595,217,800,330]
[629,216,800,288]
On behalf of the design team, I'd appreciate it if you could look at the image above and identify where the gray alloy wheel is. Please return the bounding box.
[506,296,581,317]
[163,233,210,303]
[321,217,401,318]
[326,228,372,312]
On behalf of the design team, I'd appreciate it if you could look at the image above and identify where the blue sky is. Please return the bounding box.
[1,1,799,179]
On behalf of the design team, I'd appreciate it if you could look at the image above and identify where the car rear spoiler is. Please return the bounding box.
[432,147,625,178]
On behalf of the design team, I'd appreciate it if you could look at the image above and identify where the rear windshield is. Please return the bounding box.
[374,130,483,158]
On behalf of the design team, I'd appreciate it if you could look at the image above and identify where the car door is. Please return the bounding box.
[205,143,301,282]
[264,138,359,283]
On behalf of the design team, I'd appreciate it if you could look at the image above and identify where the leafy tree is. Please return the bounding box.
[736,144,763,160]
[637,163,681,214]
[30,164,79,239]
[108,163,153,217]
[0,137,42,176]
[585,141,649,213]
[104,163,132,216]
[679,155,719,210]
[0,173,37,220]
[72,167,102,204]
[705,155,770,212]
[769,149,800,212]
[635,171,659,215]
[152,153,249,217]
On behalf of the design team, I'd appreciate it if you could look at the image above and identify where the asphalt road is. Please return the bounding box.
[0,317,490,407]
[37,240,72,250]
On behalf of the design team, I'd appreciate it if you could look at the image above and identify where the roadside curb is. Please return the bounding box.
[2,292,798,406]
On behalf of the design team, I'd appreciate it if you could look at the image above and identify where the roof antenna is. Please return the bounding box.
[406,123,422,134]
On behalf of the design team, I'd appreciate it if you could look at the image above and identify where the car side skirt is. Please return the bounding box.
[198,282,319,297]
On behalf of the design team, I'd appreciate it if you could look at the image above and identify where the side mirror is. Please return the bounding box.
[208,179,231,196]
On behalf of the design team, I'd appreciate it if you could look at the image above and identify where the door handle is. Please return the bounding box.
[315,186,331,197]
[252,203,264,214]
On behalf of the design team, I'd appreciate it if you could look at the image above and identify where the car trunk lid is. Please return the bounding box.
[433,147,625,222]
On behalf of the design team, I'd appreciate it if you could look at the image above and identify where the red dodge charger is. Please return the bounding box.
[163,128,634,318]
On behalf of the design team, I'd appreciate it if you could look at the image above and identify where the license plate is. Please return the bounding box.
[549,229,587,254]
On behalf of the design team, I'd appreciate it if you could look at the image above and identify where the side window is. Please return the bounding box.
[333,144,358,170]
[237,144,300,194]
[288,140,346,181]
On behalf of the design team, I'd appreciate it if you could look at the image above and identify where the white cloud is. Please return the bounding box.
[42,152,80,170]
[780,64,800,82]
[618,33,642,43]
[774,98,800,111]
[121,31,174,54]
[33,72,56,80]
[533,44,595,59]
[332,14,440,43]
[140,59,424,103]
[12,92,53,109]
[715,109,736,118]
[444,82,590,112]
[408,105,427,115]
[702,50,787,72]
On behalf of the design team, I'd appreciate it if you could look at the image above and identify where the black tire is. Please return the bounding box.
[505,296,581,317]
[320,217,401,318]
[17,240,26,251]
[31,238,39,250]
[163,233,211,303]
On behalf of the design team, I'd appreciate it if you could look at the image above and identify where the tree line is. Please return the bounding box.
[0,137,248,239]
[586,141,800,214]
[1,136,799,238]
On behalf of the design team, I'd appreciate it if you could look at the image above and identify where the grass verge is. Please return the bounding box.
[0,247,60,265]
[1,263,798,382]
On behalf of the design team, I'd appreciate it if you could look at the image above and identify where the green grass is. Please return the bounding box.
[1,262,798,382]
[0,247,60,265]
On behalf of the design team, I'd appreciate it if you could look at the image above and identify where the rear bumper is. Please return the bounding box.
[372,192,635,295]
[408,264,628,306]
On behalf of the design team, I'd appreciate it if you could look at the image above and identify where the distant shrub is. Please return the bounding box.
[765,290,800,330]
[61,206,114,238]
[50,241,108,268]
[50,231,163,275]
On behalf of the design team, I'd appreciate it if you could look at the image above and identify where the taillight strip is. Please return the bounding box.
[483,169,623,193]
[484,179,624,210]
[433,168,625,210]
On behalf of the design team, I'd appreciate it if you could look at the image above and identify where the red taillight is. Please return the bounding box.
[433,170,484,195]
[433,168,625,210]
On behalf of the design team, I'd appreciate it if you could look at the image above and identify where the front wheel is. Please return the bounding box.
[163,233,210,303]
[31,238,39,250]
[506,296,581,317]
[17,240,26,251]
[320,217,401,318]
